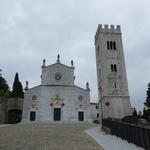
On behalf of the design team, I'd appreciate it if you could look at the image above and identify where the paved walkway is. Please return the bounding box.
[0,123,103,150]
[86,126,144,150]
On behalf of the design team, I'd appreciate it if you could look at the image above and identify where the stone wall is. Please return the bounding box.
[0,97,23,124]
[0,97,7,124]
[90,103,99,121]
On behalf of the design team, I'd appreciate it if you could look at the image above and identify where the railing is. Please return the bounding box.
[102,119,150,150]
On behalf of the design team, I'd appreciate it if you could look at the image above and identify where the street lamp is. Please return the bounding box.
[98,84,103,124]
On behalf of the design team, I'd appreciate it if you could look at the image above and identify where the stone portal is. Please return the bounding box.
[54,108,61,121]
[78,111,84,121]
[30,111,36,121]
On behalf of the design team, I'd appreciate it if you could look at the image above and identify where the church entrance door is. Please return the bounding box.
[30,111,36,121]
[54,108,61,121]
[78,111,84,121]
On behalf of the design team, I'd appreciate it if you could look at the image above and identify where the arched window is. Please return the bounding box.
[114,64,117,72]
[107,41,117,50]
[110,64,117,72]
[107,41,110,50]
[110,41,113,50]
[99,69,101,77]
[114,82,117,88]
[113,41,116,50]
[111,64,114,72]
[97,46,99,56]
[30,111,36,121]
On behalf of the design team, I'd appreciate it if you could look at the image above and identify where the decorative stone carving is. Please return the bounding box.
[42,59,46,67]
[51,96,64,106]
[71,60,74,67]
[86,82,90,90]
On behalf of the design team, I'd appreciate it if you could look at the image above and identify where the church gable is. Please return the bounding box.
[41,55,75,86]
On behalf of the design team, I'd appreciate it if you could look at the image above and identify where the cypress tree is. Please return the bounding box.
[12,73,24,98]
[143,83,150,121]
[144,83,150,109]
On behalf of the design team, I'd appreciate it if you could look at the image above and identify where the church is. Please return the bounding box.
[22,24,132,123]
[22,55,93,122]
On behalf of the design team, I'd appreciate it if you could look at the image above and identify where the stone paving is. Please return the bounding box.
[0,123,103,150]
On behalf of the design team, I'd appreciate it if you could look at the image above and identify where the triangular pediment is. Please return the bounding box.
[44,62,74,70]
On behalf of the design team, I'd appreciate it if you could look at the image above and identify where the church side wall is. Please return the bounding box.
[90,104,99,121]
[22,86,41,122]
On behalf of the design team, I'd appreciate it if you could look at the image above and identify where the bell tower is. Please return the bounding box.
[95,24,132,119]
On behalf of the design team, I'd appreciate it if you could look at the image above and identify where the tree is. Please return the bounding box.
[11,73,24,98]
[143,83,150,121]
[144,83,150,109]
[0,70,10,97]
[143,107,149,120]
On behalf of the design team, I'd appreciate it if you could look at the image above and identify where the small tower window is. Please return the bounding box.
[111,64,117,72]
[111,64,114,72]
[114,64,117,72]
[110,41,113,50]
[114,82,117,88]
[107,41,117,50]
[97,46,99,56]
[99,69,101,78]
[113,41,116,50]
[107,41,110,50]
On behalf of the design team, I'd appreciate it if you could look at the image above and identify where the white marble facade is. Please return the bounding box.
[22,55,92,122]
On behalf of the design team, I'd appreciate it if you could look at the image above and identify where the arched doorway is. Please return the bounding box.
[7,109,22,124]
[50,95,64,122]
[54,108,61,121]
[78,111,84,121]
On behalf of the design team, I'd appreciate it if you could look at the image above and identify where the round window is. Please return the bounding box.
[32,95,37,100]
[55,73,61,80]
[78,95,83,101]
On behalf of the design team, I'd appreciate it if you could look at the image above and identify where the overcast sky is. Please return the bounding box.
[0,0,150,111]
